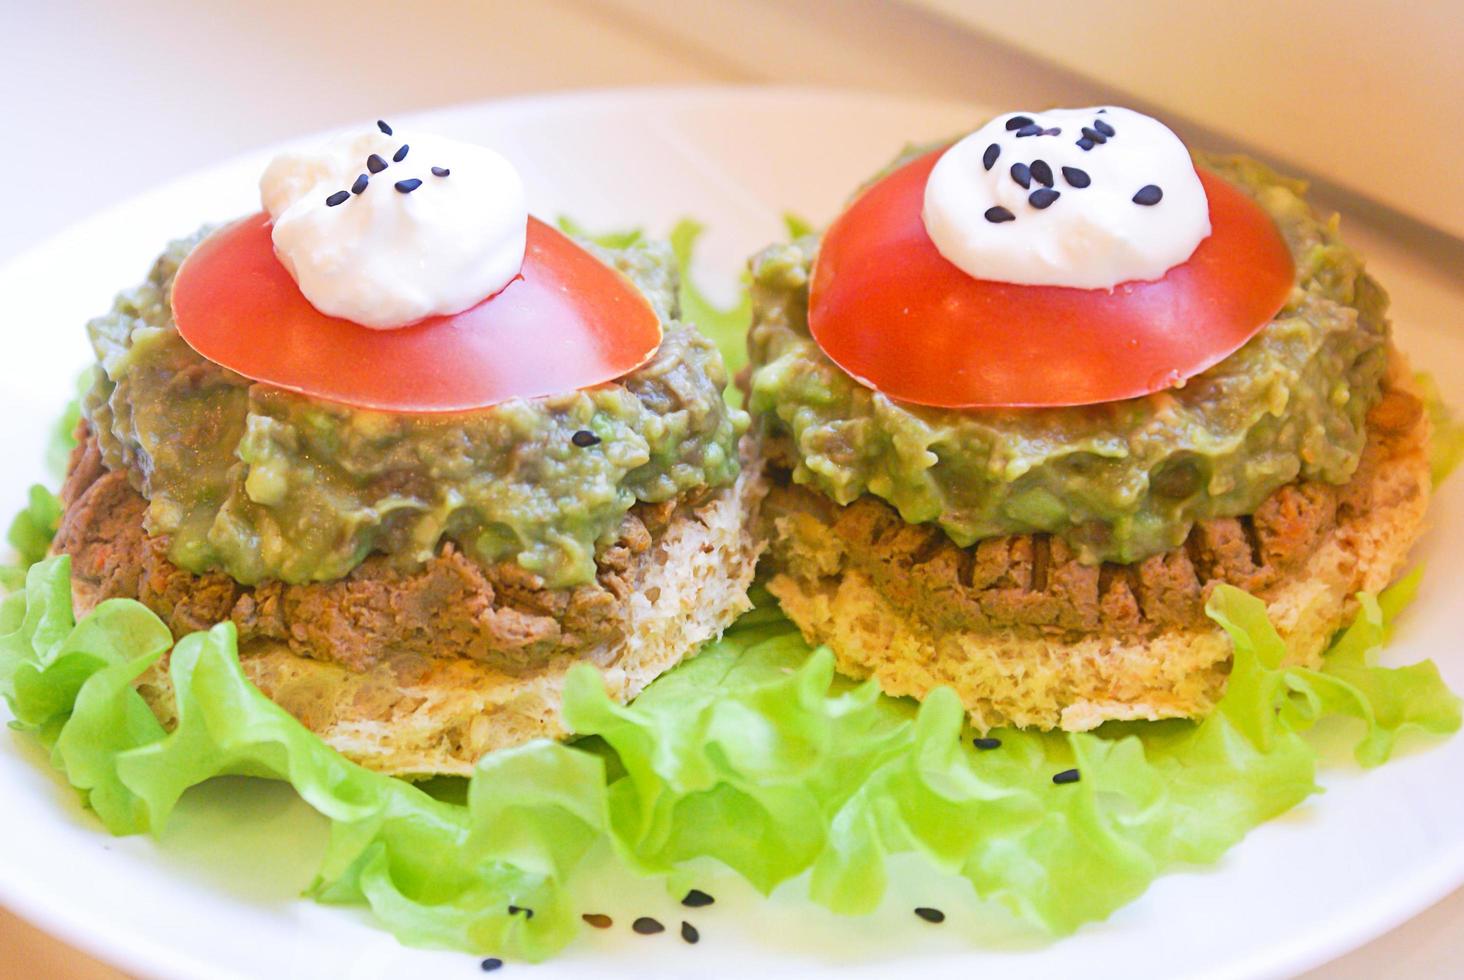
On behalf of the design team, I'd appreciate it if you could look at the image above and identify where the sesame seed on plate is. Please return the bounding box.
[377,119,393,135]
[431,166,450,177]
[393,143,410,162]
[572,430,601,447]
[1053,768,1081,785]
[583,913,613,929]
[325,190,349,207]
[982,143,1001,170]
[1094,118,1116,137]
[1029,159,1054,187]
[367,153,388,174]
[1014,123,1043,137]
[915,907,946,923]
[972,736,1002,750]
[1004,115,1034,131]
[633,917,666,935]
[682,888,715,907]
[350,173,369,195]
[1076,137,1095,151]
[1081,126,1108,144]
[984,206,1015,224]
[1009,162,1031,188]
[681,921,700,944]
[394,178,423,193]
[479,958,503,972]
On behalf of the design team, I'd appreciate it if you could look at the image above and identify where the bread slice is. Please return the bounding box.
[62,456,766,777]
[762,358,1431,732]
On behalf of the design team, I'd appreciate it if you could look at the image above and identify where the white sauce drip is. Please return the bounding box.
[260,124,527,329]
[922,107,1210,290]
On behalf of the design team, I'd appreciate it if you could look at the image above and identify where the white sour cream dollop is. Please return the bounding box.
[260,124,527,329]
[922,106,1210,290]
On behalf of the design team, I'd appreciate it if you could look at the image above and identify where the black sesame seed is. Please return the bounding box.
[1097,108,1108,114]
[633,917,665,935]
[1043,127,1061,136]
[1093,118,1116,138]
[325,190,350,207]
[1061,166,1091,188]
[1081,126,1108,144]
[983,206,1016,224]
[1028,188,1060,209]
[583,913,613,929]
[915,907,946,924]
[480,958,503,972]
[377,119,393,136]
[507,904,534,919]
[350,173,369,195]
[1053,768,1081,785]
[680,921,700,944]
[1014,123,1043,138]
[367,153,387,174]
[982,142,1000,171]
[1132,184,1164,206]
[393,144,410,163]
[571,430,601,448]
[682,888,715,908]
[1004,115,1034,131]
[1009,162,1031,189]
[1076,137,1095,151]
[431,166,450,177]
[972,736,1002,750]
[394,178,422,193]
[1029,159,1054,187]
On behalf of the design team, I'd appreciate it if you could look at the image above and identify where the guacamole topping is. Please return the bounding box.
[85,233,747,589]
[748,153,1389,565]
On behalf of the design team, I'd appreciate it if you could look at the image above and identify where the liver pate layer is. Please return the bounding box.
[55,423,701,675]
[765,384,1425,641]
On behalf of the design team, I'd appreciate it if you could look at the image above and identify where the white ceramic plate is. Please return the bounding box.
[1,87,1462,980]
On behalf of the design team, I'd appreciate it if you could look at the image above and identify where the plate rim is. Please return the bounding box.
[1,82,1460,980]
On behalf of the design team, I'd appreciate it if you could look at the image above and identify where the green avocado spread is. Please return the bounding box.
[84,233,748,589]
[747,154,1389,565]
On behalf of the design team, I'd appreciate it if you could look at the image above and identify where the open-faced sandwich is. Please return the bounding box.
[52,120,760,775]
[749,105,1431,730]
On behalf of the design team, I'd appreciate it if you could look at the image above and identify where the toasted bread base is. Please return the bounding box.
[763,361,1431,732]
[74,460,766,777]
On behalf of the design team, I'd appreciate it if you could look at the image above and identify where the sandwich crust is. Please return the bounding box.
[55,429,766,776]
[761,357,1430,731]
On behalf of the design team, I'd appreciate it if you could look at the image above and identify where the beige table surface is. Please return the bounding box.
[2,2,1459,977]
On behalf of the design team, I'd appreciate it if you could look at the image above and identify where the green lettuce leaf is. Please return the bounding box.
[0,485,63,591]
[559,215,810,400]
[668,218,751,387]
[554,216,644,251]
[0,370,87,591]
[1418,372,1464,485]
[1210,571,1461,767]
[2,556,608,961]
[1,555,1455,960]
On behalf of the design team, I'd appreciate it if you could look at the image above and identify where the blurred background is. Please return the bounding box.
[1,0,1459,975]
[2,0,1461,263]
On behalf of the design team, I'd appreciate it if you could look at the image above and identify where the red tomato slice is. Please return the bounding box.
[807,150,1295,409]
[172,214,663,413]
